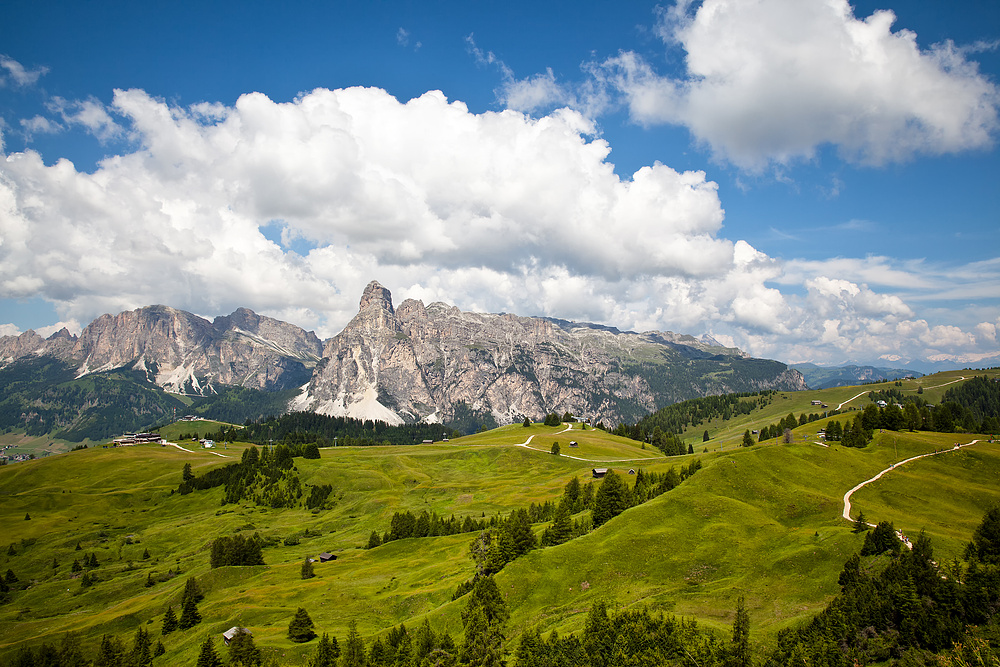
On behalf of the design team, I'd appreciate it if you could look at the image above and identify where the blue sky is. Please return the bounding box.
[1,0,998,369]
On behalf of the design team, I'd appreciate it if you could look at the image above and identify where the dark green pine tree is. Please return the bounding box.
[196,636,223,667]
[93,634,125,667]
[309,632,340,667]
[301,556,315,580]
[178,587,202,629]
[592,470,631,528]
[730,595,751,667]
[58,631,89,667]
[228,628,262,667]
[964,505,1000,564]
[460,576,509,667]
[162,606,178,634]
[541,503,573,547]
[742,430,755,447]
[366,531,382,549]
[129,626,153,667]
[582,600,613,667]
[341,620,366,667]
[852,510,870,533]
[287,607,317,643]
[182,576,204,602]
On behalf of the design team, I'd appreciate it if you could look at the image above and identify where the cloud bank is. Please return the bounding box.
[501,0,1000,170]
[0,85,996,364]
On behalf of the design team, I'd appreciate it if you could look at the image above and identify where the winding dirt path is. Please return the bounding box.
[842,438,982,522]
[836,391,869,411]
[512,430,665,463]
[163,441,230,458]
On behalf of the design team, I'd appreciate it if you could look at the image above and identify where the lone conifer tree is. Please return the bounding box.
[287,607,317,643]
[195,636,223,667]
[853,511,870,533]
[301,557,315,580]
[162,606,178,634]
[178,587,201,629]
[731,596,751,667]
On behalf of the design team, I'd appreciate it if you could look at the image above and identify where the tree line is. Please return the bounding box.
[201,411,461,449]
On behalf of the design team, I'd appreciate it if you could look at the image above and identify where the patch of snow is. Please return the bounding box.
[288,383,313,412]
[350,385,403,425]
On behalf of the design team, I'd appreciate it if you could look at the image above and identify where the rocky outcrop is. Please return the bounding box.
[292,280,808,426]
[0,305,323,393]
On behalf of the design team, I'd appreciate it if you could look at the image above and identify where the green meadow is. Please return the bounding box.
[0,372,998,664]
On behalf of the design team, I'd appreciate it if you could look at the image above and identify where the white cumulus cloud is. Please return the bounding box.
[589,0,1000,169]
[0,85,995,365]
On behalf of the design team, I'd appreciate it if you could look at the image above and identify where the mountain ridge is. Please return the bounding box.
[0,281,807,429]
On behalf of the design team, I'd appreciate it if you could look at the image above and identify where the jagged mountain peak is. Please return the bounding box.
[295,280,807,428]
[360,280,394,315]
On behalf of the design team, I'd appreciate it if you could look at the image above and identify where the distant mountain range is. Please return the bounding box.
[0,281,807,439]
[789,363,924,390]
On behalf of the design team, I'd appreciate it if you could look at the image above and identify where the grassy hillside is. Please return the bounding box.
[0,371,997,665]
[676,368,998,450]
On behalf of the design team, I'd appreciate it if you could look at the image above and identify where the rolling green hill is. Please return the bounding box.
[0,370,998,665]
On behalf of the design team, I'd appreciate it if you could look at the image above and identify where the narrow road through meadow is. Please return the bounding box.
[513,428,665,463]
[842,438,983,522]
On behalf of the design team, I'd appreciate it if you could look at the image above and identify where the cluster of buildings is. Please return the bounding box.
[112,432,164,446]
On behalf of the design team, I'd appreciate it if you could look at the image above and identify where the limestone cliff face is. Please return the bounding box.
[0,282,807,424]
[0,305,323,393]
[292,281,808,426]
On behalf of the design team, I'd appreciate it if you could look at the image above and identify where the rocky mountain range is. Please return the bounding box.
[1,305,323,394]
[0,281,807,429]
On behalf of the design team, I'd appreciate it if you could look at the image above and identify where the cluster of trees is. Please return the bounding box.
[540,412,575,427]
[209,534,265,568]
[942,375,1000,433]
[821,417,874,448]
[605,423,690,456]
[203,411,460,448]
[634,390,778,437]
[841,376,1000,435]
[301,616,458,667]
[513,599,732,667]
[371,510,494,548]
[178,445,331,510]
[9,627,167,667]
[468,465,703,581]
[756,411,828,442]
[772,508,1000,666]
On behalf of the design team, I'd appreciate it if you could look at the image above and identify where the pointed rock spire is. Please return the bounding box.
[359,280,394,315]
